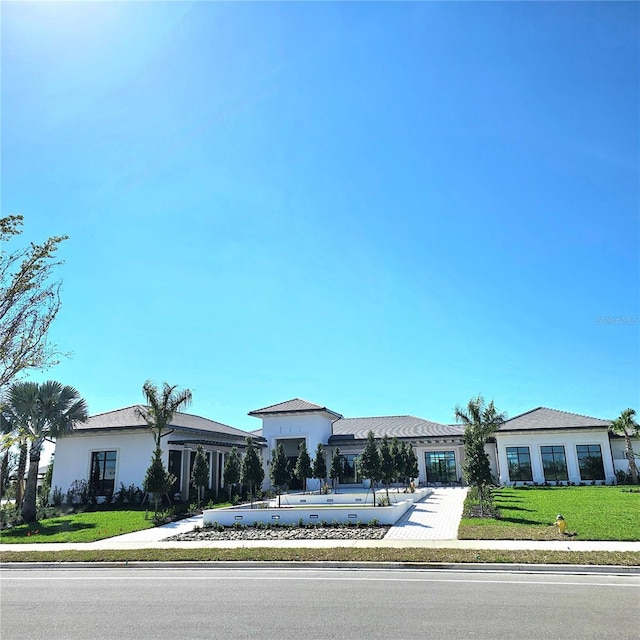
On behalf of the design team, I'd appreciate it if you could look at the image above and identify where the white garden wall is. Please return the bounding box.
[203,499,413,527]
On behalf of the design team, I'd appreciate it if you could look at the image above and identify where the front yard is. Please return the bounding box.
[458,486,640,541]
[0,508,157,544]
[0,501,232,544]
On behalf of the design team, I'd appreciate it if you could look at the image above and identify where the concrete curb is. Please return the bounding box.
[2,560,638,575]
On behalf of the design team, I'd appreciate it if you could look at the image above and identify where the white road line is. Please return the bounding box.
[3,574,638,587]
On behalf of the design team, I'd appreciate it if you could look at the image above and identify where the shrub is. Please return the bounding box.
[66,479,91,505]
[113,483,144,506]
[51,486,63,507]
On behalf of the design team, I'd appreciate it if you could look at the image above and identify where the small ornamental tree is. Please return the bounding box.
[312,443,327,493]
[390,437,401,485]
[241,436,264,505]
[359,430,382,505]
[143,447,176,519]
[294,440,312,493]
[269,442,290,507]
[329,447,343,493]
[223,446,241,501]
[403,444,419,487]
[191,445,209,509]
[379,436,395,498]
[395,441,408,488]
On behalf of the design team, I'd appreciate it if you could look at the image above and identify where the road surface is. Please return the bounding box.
[2,566,638,639]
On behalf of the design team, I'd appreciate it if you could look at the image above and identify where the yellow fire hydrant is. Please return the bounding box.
[555,514,567,535]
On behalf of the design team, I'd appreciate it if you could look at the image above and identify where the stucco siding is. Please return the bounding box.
[496,429,615,484]
[51,431,155,497]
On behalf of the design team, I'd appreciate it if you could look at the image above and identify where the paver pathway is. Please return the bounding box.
[384,487,468,540]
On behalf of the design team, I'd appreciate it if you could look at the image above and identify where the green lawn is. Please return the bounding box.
[0,509,157,544]
[0,502,233,544]
[1,547,639,566]
[458,486,640,541]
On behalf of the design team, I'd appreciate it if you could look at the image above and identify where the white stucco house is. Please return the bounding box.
[50,398,638,501]
[50,406,263,502]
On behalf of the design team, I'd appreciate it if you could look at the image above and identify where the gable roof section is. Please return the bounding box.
[249,398,343,419]
[499,407,611,432]
[330,415,463,442]
[75,405,257,441]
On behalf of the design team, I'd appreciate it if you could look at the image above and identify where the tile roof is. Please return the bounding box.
[248,398,342,418]
[330,415,464,441]
[498,407,611,432]
[75,405,254,440]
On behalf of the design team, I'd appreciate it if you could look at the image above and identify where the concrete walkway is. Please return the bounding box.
[385,487,467,540]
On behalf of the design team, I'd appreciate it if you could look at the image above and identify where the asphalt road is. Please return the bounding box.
[1,566,639,640]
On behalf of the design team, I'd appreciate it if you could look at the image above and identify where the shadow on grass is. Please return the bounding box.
[0,520,97,540]
[494,505,535,514]
[497,516,549,526]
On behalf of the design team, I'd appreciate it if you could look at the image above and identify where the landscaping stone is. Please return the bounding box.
[167,526,391,541]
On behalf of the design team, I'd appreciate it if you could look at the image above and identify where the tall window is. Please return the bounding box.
[540,446,568,482]
[425,451,457,484]
[339,455,360,484]
[506,447,532,482]
[576,444,605,481]
[90,451,117,495]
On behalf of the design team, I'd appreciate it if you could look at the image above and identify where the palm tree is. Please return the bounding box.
[137,380,193,448]
[3,380,88,522]
[137,381,192,513]
[610,408,639,485]
[455,395,506,517]
[455,395,506,443]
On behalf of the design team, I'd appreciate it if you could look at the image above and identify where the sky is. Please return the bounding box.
[1,1,638,434]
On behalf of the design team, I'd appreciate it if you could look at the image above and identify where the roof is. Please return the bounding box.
[499,407,611,432]
[75,405,258,442]
[330,415,464,442]
[249,398,343,418]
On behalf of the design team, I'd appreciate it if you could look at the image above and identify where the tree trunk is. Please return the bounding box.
[15,442,27,508]
[22,450,41,523]
[625,435,639,484]
[0,450,9,499]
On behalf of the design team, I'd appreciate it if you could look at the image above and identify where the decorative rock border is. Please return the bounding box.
[167,526,391,541]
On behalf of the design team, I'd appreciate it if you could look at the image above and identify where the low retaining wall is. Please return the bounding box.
[272,487,431,507]
[203,499,414,527]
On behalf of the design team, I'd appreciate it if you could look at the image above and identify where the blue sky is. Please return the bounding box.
[2,1,638,431]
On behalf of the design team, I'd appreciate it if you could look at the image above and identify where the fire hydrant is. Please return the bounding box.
[555,514,567,535]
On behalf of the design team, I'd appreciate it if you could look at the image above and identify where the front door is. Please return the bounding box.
[425,451,457,484]
[168,450,182,497]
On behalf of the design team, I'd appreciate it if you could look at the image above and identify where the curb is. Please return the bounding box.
[2,560,638,575]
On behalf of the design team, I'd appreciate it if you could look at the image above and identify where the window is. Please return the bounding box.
[90,451,117,495]
[576,444,605,481]
[540,446,568,482]
[339,455,360,484]
[506,447,532,482]
[425,451,457,484]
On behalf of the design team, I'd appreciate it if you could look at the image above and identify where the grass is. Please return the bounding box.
[0,547,638,566]
[0,501,233,544]
[0,508,157,544]
[458,486,640,541]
